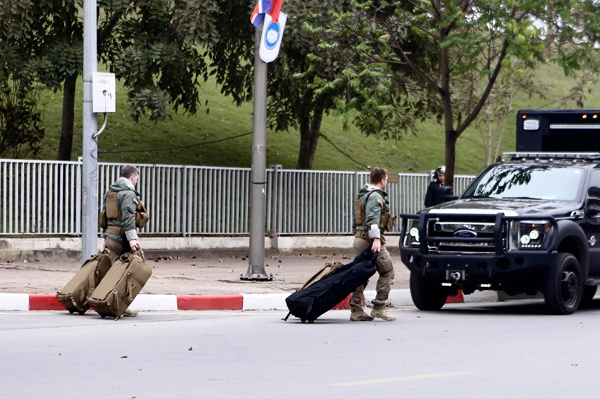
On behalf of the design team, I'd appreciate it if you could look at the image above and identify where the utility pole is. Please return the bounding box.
[81,0,99,262]
[241,28,272,281]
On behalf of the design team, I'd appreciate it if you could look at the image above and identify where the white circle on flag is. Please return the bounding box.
[265,22,281,50]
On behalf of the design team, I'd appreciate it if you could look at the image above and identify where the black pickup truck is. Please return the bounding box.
[400,110,600,315]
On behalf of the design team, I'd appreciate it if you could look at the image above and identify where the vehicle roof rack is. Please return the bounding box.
[503,152,600,161]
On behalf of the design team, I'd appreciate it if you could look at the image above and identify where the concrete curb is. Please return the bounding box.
[0,289,499,312]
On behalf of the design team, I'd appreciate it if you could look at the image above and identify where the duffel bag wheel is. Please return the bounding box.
[68,309,76,314]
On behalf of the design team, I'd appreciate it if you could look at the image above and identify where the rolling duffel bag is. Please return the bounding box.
[56,251,113,315]
[284,249,377,323]
[87,250,152,319]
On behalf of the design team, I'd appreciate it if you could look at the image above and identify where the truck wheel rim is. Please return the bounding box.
[561,270,579,306]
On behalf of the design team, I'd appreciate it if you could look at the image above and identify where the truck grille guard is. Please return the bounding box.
[400,212,558,256]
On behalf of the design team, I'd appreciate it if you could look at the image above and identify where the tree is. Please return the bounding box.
[304,0,600,186]
[279,0,421,169]
[0,0,218,160]
[0,72,45,159]
[479,63,546,166]
[207,0,420,169]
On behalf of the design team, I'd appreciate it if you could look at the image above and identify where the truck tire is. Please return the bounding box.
[543,253,583,315]
[410,272,449,311]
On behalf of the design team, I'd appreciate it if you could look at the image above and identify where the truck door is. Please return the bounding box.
[584,169,600,277]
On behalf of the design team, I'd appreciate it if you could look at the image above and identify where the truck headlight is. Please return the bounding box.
[512,221,548,249]
[404,220,420,246]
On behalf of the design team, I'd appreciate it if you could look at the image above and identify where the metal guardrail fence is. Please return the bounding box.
[0,159,475,236]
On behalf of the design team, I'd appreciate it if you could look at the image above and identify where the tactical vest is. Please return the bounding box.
[354,190,396,232]
[99,191,149,231]
[105,191,121,220]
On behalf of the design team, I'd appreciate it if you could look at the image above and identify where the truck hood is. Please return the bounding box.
[427,198,580,218]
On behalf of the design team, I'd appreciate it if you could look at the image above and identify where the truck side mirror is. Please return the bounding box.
[586,187,600,219]
[435,186,458,205]
[588,186,600,198]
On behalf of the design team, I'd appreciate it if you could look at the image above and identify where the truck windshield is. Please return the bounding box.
[462,164,584,201]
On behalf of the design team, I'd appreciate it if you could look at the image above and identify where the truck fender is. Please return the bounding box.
[554,220,589,277]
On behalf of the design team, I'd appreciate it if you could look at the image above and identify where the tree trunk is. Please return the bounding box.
[486,117,492,166]
[57,73,78,161]
[296,106,324,170]
[445,130,457,190]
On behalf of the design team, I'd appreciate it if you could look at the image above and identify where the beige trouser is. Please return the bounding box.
[105,236,131,263]
[350,236,394,311]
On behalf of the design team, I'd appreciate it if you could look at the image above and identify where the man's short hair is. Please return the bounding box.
[121,165,140,179]
[370,167,388,184]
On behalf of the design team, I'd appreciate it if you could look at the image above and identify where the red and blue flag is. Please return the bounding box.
[250,0,284,28]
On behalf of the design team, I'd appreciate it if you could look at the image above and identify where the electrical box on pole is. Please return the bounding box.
[92,73,116,113]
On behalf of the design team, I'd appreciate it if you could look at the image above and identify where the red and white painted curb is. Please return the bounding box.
[0,289,497,312]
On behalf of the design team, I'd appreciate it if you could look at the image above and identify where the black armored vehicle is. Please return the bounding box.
[400,109,600,314]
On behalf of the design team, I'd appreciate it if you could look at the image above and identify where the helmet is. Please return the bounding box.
[434,166,446,179]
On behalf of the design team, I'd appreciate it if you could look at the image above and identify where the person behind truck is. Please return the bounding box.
[425,166,445,207]
[350,167,396,322]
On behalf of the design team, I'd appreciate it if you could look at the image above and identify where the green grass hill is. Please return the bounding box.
[34,62,597,175]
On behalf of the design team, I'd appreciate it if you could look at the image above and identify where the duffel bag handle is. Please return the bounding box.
[122,248,146,263]
[354,247,378,265]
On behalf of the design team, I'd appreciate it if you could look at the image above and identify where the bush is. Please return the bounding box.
[0,73,45,158]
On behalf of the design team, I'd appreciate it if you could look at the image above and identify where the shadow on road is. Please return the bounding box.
[427,297,600,316]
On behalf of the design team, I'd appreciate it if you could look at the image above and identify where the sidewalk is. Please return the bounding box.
[0,252,496,312]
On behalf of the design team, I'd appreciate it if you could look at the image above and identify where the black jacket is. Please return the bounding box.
[424,181,441,208]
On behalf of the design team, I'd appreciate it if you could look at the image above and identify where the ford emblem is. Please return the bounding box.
[454,229,477,238]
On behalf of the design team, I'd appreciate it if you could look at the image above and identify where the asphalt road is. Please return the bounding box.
[3,300,600,398]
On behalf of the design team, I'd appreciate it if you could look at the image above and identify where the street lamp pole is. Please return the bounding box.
[81,0,99,263]
[242,28,272,281]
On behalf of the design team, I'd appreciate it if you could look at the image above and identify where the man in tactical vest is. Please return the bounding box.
[350,167,396,321]
[102,165,143,263]
[101,165,145,317]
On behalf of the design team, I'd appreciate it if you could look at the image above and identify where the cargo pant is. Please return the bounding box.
[105,236,132,263]
[349,236,394,310]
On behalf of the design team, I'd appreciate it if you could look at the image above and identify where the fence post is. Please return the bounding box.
[271,164,282,234]
[179,166,186,236]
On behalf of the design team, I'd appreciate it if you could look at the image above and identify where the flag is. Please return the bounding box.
[250,0,284,28]
[269,0,283,23]
[250,0,270,28]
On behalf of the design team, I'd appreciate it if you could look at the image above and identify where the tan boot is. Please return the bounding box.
[371,305,396,321]
[122,308,138,317]
[350,309,374,321]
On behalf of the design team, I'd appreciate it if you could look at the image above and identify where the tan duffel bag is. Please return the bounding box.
[87,250,152,319]
[57,251,112,315]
